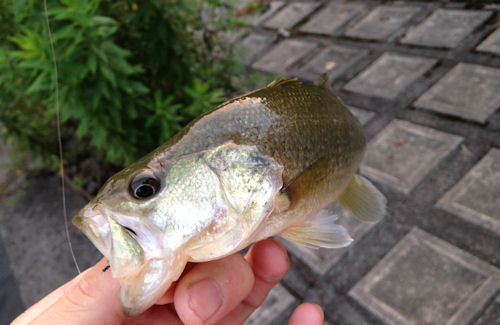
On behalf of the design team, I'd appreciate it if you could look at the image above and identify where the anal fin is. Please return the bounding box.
[280,209,353,249]
[338,175,386,222]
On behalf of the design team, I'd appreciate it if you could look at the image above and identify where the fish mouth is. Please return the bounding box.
[73,205,188,316]
[73,205,112,258]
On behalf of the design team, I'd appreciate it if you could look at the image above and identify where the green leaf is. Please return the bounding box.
[26,71,48,94]
[88,54,97,74]
[100,65,116,87]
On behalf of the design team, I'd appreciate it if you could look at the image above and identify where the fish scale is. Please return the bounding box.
[144,78,365,188]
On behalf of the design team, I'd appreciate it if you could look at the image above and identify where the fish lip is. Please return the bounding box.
[73,205,111,258]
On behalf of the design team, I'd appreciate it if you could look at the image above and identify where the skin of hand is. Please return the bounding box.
[12,239,324,325]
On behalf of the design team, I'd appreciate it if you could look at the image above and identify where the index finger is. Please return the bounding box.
[13,258,125,325]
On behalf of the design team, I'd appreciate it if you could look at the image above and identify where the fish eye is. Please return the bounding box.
[129,175,161,200]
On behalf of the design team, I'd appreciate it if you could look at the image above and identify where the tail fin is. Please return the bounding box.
[338,175,386,222]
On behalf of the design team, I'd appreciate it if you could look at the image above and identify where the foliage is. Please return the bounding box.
[0,0,240,186]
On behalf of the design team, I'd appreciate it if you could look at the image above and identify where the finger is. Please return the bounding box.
[174,253,254,325]
[155,262,196,305]
[288,303,324,325]
[12,271,84,324]
[154,282,177,305]
[218,239,290,324]
[14,258,125,325]
[123,305,182,325]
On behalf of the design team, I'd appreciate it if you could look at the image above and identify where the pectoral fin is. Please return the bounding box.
[280,209,353,249]
[338,175,386,222]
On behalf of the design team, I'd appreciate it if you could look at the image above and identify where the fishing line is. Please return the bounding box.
[43,0,81,274]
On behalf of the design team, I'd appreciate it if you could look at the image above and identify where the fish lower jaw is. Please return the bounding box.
[118,255,190,316]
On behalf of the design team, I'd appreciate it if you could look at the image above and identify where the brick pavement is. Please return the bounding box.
[239,1,500,324]
[1,1,499,324]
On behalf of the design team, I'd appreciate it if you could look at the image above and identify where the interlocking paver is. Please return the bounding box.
[350,228,500,325]
[252,1,286,26]
[414,63,500,123]
[361,120,463,194]
[437,148,500,234]
[299,3,365,36]
[344,52,437,99]
[344,5,420,41]
[348,106,375,126]
[263,2,320,30]
[237,33,277,64]
[402,9,492,48]
[281,205,376,275]
[477,27,500,54]
[296,45,369,83]
[252,39,316,74]
[245,284,297,325]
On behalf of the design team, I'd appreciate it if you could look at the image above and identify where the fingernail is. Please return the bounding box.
[188,279,222,321]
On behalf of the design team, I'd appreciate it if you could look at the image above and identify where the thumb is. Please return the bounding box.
[13,258,125,325]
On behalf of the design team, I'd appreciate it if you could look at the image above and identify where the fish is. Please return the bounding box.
[72,77,386,316]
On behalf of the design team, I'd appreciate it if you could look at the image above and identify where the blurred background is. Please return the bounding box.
[1,0,499,324]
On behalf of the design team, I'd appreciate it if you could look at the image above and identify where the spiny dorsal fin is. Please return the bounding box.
[316,73,330,89]
[267,77,302,88]
[338,175,386,222]
[280,209,353,249]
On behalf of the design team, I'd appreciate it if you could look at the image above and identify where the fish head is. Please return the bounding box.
[73,153,231,315]
[73,143,283,315]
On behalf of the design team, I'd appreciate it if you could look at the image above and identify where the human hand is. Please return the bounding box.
[13,239,324,325]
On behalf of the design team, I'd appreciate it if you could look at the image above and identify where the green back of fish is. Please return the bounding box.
[147,78,365,191]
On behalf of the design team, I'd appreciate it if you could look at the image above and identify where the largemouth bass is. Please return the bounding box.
[73,77,386,316]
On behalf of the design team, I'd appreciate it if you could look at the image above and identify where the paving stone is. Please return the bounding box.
[344,5,420,41]
[281,203,376,275]
[245,284,297,325]
[474,294,500,325]
[349,227,500,325]
[296,45,369,82]
[252,39,317,74]
[344,52,437,99]
[361,120,463,194]
[348,106,376,126]
[237,33,277,64]
[476,27,500,54]
[263,2,320,30]
[252,1,286,26]
[437,148,500,235]
[414,63,500,123]
[299,3,365,36]
[402,9,492,48]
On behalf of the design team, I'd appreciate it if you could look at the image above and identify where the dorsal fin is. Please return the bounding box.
[267,77,302,88]
[316,73,331,89]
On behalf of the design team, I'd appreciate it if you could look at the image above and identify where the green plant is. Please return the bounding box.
[0,0,240,185]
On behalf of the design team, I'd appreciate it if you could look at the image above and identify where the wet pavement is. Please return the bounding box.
[1,1,500,324]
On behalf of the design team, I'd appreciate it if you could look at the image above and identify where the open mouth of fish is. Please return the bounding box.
[73,206,112,259]
[73,205,188,315]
